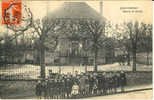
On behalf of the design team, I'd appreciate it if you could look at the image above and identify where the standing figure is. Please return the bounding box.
[79,74,87,96]
[71,82,79,99]
[96,73,103,95]
[57,79,62,99]
[53,79,58,99]
[119,71,127,92]
[35,80,42,99]
[101,72,106,95]
[61,78,66,99]
[113,72,119,94]
[89,74,95,95]
[108,72,113,94]
[85,75,90,96]
[65,78,72,98]
[105,73,110,94]
[93,76,98,95]
[45,80,50,99]
[42,80,47,99]
[49,79,54,99]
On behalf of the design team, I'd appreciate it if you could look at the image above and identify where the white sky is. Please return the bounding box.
[0,0,152,33]
[25,0,152,24]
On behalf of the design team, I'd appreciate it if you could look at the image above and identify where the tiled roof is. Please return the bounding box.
[46,2,105,21]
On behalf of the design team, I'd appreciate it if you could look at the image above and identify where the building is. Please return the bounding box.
[35,2,115,65]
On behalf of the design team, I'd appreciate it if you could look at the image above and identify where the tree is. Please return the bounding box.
[2,33,14,64]
[138,23,152,65]
[2,3,33,65]
[3,2,63,78]
[144,24,152,65]
[113,24,131,66]
[33,18,64,78]
[81,19,106,72]
[126,21,140,72]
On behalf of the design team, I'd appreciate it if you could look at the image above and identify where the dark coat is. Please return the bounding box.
[119,73,127,86]
[89,77,95,88]
[35,83,42,96]
[65,78,73,93]
[113,75,119,88]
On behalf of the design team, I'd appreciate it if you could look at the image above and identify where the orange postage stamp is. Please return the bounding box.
[1,0,21,24]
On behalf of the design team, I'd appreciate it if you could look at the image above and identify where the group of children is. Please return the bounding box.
[35,71,127,99]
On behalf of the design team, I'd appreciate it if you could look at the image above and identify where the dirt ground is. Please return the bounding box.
[88,90,153,99]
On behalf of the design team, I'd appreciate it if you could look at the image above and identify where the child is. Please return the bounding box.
[93,83,98,95]
[71,82,79,99]
[35,80,42,99]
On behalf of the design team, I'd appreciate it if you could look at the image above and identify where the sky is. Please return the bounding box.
[25,0,152,24]
[0,0,153,33]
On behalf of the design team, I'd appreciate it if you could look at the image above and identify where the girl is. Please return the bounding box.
[71,82,79,99]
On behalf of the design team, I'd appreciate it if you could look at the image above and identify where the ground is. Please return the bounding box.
[86,84,153,99]
[87,90,152,99]
[12,84,153,99]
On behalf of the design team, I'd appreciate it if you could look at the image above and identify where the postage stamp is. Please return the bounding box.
[1,0,21,24]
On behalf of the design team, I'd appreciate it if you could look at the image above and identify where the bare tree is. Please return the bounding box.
[126,21,140,72]
[33,18,63,78]
[138,23,152,65]
[2,3,33,65]
[81,19,106,72]
[113,24,131,65]
[144,24,152,65]
[3,2,63,78]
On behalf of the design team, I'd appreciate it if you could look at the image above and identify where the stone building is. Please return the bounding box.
[34,2,115,66]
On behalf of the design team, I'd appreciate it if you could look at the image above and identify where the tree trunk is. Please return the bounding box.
[40,37,46,79]
[59,65,61,74]
[127,52,130,66]
[85,53,88,73]
[146,52,149,66]
[132,49,136,72]
[94,49,98,72]
[4,46,7,67]
[85,65,87,73]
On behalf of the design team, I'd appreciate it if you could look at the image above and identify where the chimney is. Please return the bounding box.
[100,1,103,16]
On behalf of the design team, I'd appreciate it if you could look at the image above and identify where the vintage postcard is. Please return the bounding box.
[0,0,152,99]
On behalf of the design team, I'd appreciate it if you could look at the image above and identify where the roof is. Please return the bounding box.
[46,2,105,21]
